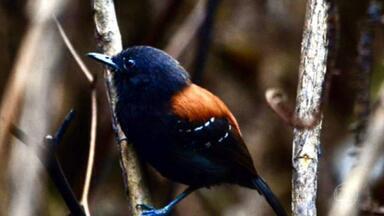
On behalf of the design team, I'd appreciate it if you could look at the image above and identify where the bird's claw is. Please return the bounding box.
[141,208,169,216]
[137,204,170,216]
[137,204,156,211]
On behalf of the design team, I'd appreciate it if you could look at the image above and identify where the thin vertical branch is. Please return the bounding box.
[354,1,382,147]
[81,90,97,216]
[328,87,384,216]
[91,1,150,216]
[165,0,206,59]
[328,2,382,216]
[322,3,339,108]
[292,0,329,215]
[192,0,221,84]
[55,19,98,216]
[145,0,185,45]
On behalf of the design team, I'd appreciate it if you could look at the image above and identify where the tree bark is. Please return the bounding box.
[292,0,329,215]
[91,1,151,215]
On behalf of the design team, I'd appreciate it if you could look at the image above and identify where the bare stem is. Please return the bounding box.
[291,0,329,215]
[165,0,206,59]
[91,0,150,215]
[265,88,321,129]
[55,17,94,83]
[328,2,383,216]
[11,111,86,216]
[192,0,221,84]
[328,86,384,216]
[56,19,98,216]
[353,1,382,146]
[80,90,97,216]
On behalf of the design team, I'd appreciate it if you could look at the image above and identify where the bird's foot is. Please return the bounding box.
[137,204,170,216]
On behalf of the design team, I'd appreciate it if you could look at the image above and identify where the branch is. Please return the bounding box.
[353,1,382,146]
[291,0,330,215]
[55,17,94,84]
[265,88,321,129]
[145,0,185,45]
[322,2,340,109]
[328,2,383,216]
[91,1,150,215]
[55,18,98,216]
[328,79,384,216]
[165,0,206,59]
[80,90,97,216]
[10,110,86,216]
[192,0,221,84]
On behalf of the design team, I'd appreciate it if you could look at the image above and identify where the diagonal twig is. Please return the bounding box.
[55,18,98,216]
[11,110,86,216]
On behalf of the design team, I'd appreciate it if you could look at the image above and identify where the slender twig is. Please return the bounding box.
[80,90,97,216]
[55,19,98,216]
[54,109,76,146]
[192,0,221,84]
[328,2,383,216]
[265,88,321,129]
[353,1,382,146]
[91,1,150,215]
[10,111,86,216]
[322,2,340,110]
[55,17,94,84]
[145,0,185,45]
[165,0,206,59]
[291,0,330,215]
[328,86,384,216]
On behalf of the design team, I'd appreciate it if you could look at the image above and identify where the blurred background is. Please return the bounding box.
[0,0,384,215]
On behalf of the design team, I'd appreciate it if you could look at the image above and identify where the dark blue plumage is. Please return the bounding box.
[87,46,286,216]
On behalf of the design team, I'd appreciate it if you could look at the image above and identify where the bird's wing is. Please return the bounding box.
[170,84,257,176]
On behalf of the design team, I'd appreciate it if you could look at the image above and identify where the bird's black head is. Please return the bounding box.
[87,46,190,105]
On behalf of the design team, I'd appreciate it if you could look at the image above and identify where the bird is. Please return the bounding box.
[87,46,287,216]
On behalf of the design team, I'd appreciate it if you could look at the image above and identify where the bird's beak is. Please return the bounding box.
[86,52,120,71]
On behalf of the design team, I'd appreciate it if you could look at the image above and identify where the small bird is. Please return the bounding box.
[87,46,286,216]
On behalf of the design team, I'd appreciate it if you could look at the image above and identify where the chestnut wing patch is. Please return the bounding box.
[170,84,256,175]
[171,84,241,134]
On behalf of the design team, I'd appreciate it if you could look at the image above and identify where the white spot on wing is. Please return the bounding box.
[218,132,229,143]
[194,126,204,131]
[204,121,210,127]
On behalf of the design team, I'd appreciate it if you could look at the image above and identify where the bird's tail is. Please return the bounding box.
[252,176,287,216]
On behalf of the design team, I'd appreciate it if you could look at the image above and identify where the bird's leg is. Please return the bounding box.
[138,186,198,216]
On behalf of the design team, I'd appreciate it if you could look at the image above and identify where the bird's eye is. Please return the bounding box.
[124,59,136,70]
